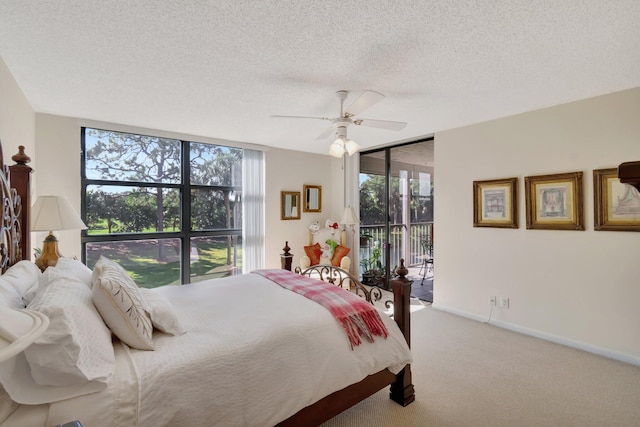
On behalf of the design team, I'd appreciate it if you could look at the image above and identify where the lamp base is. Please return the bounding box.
[34,232,63,272]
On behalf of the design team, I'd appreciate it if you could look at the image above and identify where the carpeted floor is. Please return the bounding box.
[321,305,640,427]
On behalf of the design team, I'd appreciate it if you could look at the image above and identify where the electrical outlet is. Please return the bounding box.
[490,296,497,306]
[499,297,509,309]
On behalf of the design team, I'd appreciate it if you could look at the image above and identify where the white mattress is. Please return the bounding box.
[3,273,412,427]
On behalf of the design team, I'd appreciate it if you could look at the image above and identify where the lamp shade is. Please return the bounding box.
[31,196,87,232]
[329,140,345,158]
[344,139,360,156]
[0,307,49,362]
[328,138,360,158]
[341,206,359,225]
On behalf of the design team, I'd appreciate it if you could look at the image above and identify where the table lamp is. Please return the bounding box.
[31,195,87,272]
[341,206,359,272]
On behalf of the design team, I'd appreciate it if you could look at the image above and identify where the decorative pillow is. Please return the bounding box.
[304,243,322,266]
[139,288,186,335]
[331,245,351,267]
[24,276,115,387]
[92,256,154,350]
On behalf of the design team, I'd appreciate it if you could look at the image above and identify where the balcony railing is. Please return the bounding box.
[359,222,433,274]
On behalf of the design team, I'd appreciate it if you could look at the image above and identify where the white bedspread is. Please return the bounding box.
[5,273,412,427]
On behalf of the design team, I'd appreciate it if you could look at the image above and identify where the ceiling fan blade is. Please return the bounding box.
[344,90,385,117]
[354,118,407,131]
[316,126,334,140]
[271,115,331,121]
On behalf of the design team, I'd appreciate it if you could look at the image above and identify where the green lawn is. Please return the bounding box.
[87,239,242,288]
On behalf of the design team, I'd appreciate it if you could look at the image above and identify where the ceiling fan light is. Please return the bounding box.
[329,140,345,158]
[345,139,359,155]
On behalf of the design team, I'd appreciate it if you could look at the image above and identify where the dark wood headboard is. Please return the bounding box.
[0,141,32,271]
[618,161,640,192]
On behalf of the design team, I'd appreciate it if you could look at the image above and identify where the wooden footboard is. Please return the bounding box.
[280,260,415,426]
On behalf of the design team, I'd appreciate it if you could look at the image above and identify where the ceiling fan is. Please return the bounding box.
[272,90,407,157]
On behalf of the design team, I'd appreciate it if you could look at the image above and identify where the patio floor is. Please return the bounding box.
[407,265,433,303]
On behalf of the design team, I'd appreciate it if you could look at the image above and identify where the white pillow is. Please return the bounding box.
[22,258,92,306]
[0,261,41,307]
[0,275,115,405]
[92,256,154,350]
[0,260,41,297]
[48,258,93,288]
[0,280,22,309]
[0,352,109,405]
[139,288,186,335]
[24,276,115,387]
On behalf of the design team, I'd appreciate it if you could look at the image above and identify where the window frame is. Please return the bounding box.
[80,127,243,284]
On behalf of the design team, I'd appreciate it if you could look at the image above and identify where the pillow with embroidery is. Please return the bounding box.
[304,243,322,266]
[331,245,351,267]
[91,256,154,350]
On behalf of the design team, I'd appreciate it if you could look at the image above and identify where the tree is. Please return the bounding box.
[85,129,243,265]
[86,129,182,260]
[190,143,242,264]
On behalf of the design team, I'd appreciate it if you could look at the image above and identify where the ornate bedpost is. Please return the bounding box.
[280,241,293,271]
[9,146,32,262]
[389,259,415,406]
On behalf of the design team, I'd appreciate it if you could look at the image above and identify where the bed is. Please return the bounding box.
[0,142,414,426]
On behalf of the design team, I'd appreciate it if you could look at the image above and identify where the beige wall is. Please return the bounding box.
[0,57,36,258]
[434,87,640,364]
[31,114,343,265]
[33,114,83,258]
[0,57,35,158]
[264,147,344,268]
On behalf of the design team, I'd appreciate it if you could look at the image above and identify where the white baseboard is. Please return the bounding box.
[431,303,640,367]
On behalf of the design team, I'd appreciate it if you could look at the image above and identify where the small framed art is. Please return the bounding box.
[303,184,322,213]
[473,177,518,228]
[594,168,640,231]
[281,191,301,220]
[524,171,584,230]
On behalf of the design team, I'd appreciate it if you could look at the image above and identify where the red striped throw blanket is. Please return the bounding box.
[253,269,388,349]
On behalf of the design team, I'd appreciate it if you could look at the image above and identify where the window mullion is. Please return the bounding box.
[181,140,191,284]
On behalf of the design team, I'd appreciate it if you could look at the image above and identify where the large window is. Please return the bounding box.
[81,128,243,288]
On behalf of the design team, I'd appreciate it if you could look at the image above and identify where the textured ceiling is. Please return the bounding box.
[1,1,639,155]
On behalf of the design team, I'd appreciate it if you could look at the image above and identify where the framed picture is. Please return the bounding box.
[281,191,301,220]
[303,184,322,212]
[473,177,518,228]
[524,171,584,230]
[594,168,640,231]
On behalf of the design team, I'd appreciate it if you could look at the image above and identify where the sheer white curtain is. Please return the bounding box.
[242,149,265,272]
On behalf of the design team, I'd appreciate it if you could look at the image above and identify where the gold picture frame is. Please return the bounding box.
[594,168,640,231]
[303,184,322,212]
[473,177,518,228]
[281,191,301,220]
[524,171,584,230]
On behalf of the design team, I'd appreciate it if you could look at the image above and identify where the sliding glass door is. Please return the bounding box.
[359,139,433,289]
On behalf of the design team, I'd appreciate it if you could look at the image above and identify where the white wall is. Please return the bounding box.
[434,87,640,364]
[0,57,36,257]
[264,147,344,268]
[0,57,35,159]
[33,114,83,258]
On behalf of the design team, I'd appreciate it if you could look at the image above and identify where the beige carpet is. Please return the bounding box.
[321,304,640,427]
